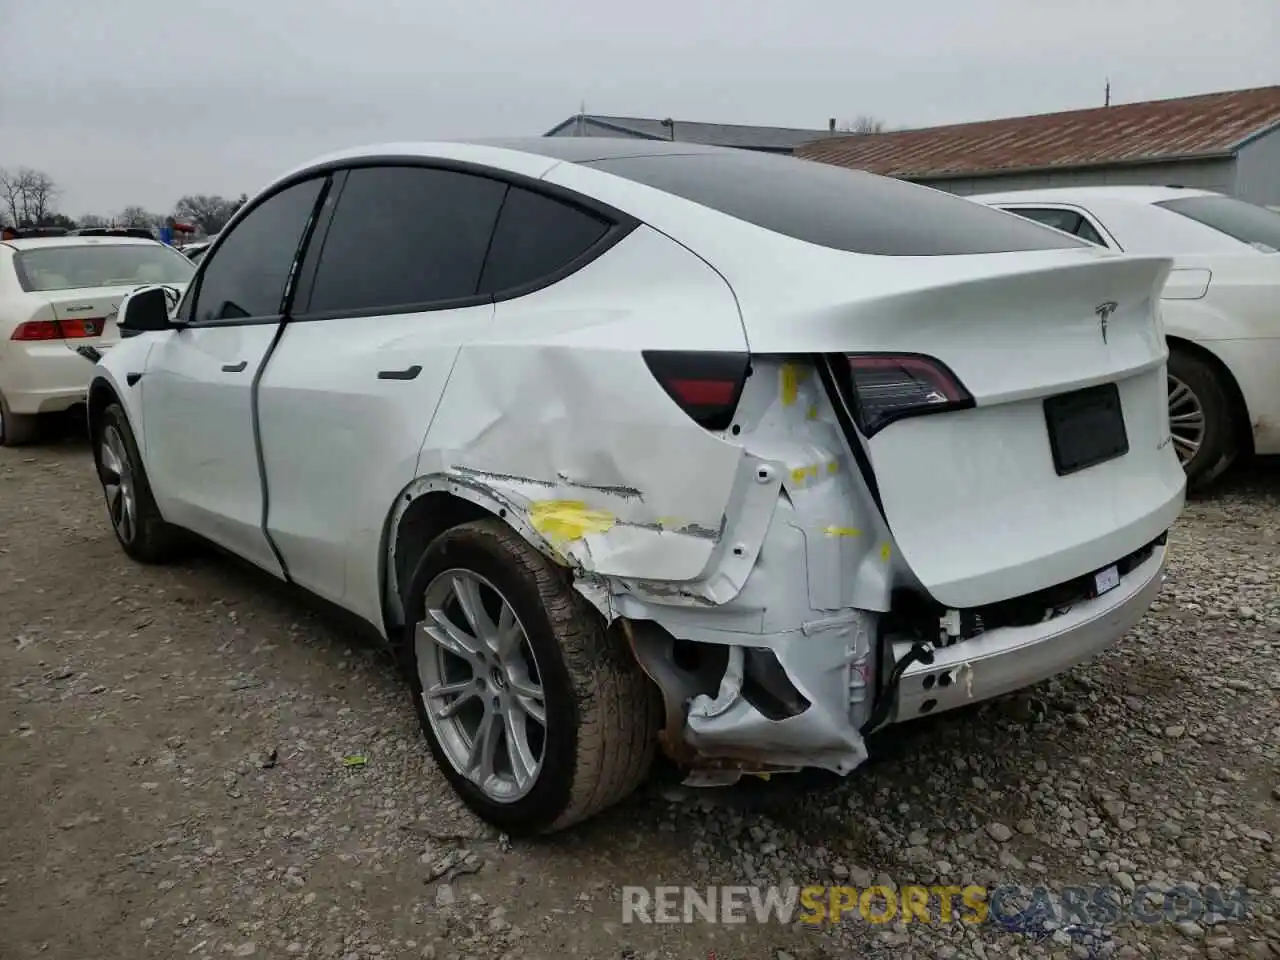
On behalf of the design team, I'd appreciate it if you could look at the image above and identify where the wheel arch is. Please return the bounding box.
[380,473,576,643]
[86,375,123,453]
[1165,336,1255,456]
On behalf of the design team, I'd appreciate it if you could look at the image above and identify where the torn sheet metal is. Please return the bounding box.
[415,345,747,583]
[680,612,875,776]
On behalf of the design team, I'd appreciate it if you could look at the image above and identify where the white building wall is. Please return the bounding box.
[1234,127,1280,206]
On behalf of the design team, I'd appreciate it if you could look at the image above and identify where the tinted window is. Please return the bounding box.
[14,243,194,292]
[586,152,1084,255]
[1008,207,1082,234]
[1156,196,1280,252]
[306,166,506,314]
[479,187,611,294]
[1074,217,1107,247]
[194,178,324,322]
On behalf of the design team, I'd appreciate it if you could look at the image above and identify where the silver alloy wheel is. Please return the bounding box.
[1167,373,1206,466]
[99,425,137,543]
[415,569,547,803]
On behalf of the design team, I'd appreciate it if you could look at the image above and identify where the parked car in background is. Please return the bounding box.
[90,139,1183,833]
[974,186,1280,487]
[71,227,156,240]
[0,236,193,444]
[179,236,216,264]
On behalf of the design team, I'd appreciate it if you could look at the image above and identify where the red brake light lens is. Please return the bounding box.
[11,320,62,341]
[642,350,750,431]
[10,318,103,341]
[57,318,103,338]
[841,353,973,436]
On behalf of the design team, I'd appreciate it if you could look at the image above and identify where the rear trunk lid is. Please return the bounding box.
[45,284,186,353]
[735,249,1186,608]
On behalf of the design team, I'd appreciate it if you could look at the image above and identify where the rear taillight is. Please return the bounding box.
[839,353,973,436]
[11,321,62,341]
[57,318,103,338]
[10,318,103,341]
[642,350,749,431]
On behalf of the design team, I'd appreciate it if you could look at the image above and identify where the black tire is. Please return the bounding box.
[0,393,41,446]
[94,402,185,563]
[1167,348,1236,490]
[400,518,659,835]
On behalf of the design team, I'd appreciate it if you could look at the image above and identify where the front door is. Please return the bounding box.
[142,175,329,574]
[257,164,508,621]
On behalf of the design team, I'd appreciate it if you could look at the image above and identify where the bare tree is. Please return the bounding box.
[117,205,159,228]
[837,116,888,134]
[0,168,23,226]
[0,166,61,225]
[78,213,109,228]
[173,194,239,234]
[21,169,59,224]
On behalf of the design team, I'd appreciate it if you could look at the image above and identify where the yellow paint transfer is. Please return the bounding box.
[781,364,800,407]
[529,500,617,542]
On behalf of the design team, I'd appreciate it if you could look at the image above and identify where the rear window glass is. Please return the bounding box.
[14,243,195,292]
[1155,196,1280,252]
[584,152,1085,255]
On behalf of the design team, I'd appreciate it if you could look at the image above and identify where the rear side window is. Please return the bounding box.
[1004,207,1109,248]
[194,177,325,322]
[1008,207,1082,234]
[1075,218,1106,247]
[479,187,611,295]
[585,152,1084,255]
[1155,196,1280,252]
[305,166,506,315]
[14,243,194,292]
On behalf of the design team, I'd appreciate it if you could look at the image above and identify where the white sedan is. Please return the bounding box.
[972,186,1280,487]
[89,139,1183,833]
[0,236,193,445]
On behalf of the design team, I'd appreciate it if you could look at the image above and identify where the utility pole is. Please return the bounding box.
[1105,78,1111,108]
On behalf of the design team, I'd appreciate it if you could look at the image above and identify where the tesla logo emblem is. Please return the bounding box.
[1095,301,1118,343]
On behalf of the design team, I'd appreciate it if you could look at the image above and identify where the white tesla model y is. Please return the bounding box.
[87,139,1185,833]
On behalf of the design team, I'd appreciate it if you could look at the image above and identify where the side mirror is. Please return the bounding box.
[118,287,175,336]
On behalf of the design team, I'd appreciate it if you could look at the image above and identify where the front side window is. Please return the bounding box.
[14,243,194,292]
[478,186,611,295]
[193,177,326,323]
[304,166,506,315]
[1156,196,1280,253]
[584,152,1085,255]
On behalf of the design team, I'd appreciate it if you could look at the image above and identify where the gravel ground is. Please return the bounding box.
[2,436,1278,960]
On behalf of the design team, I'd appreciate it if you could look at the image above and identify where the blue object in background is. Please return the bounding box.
[159,224,174,245]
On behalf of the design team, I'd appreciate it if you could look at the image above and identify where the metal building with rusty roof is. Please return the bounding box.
[796,86,1280,205]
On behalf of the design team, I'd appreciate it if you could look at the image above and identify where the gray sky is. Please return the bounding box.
[2,0,1276,217]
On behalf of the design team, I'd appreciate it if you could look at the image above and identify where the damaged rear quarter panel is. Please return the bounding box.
[405,223,752,583]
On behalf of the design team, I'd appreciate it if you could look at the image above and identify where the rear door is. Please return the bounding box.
[142,176,329,574]
[257,165,507,621]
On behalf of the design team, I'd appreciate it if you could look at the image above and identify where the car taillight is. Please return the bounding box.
[839,353,973,437]
[10,318,103,341]
[56,318,103,338]
[642,350,749,431]
[11,321,62,341]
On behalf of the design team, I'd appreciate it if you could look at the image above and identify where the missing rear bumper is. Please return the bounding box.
[621,616,872,780]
